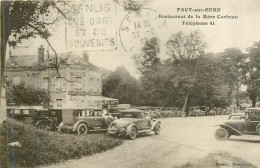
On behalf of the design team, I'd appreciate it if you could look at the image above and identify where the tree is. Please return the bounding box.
[6,83,49,107]
[166,30,206,113]
[220,48,246,108]
[243,42,260,107]
[133,37,164,106]
[102,66,142,106]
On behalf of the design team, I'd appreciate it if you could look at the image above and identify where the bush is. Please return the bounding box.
[0,119,124,167]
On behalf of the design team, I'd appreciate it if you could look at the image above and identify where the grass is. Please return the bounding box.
[0,119,124,168]
[178,152,257,168]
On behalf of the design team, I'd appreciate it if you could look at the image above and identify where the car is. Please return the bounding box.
[214,108,260,140]
[108,109,161,140]
[228,112,245,120]
[7,106,59,131]
[72,110,113,134]
[208,109,217,116]
[200,106,209,116]
[188,106,204,116]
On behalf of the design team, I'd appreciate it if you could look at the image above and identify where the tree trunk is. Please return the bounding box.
[182,93,190,117]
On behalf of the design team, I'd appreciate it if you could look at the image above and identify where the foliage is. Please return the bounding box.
[102,66,142,106]
[6,83,49,106]
[0,119,124,167]
[6,1,75,47]
[243,42,260,106]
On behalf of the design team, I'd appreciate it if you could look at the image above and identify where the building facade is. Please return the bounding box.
[5,46,113,109]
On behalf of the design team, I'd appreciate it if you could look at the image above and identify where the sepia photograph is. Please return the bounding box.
[0,0,260,167]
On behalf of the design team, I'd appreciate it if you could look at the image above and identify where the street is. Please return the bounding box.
[42,115,260,168]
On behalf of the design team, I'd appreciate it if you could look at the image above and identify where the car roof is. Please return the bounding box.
[245,108,260,112]
[119,109,144,113]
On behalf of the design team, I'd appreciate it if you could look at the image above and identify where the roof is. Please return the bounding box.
[245,107,260,112]
[119,109,144,113]
[5,52,101,72]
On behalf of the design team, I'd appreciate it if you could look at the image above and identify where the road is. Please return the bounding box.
[43,116,260,168]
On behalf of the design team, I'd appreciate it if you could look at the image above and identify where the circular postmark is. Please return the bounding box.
[119,8,167,52]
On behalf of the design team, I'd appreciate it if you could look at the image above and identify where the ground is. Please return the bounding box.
[42,116,260,168]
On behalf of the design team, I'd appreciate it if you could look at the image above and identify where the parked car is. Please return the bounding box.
[228,112,245,120]
[71,109,113,134]
[189,106,204,116]
[108,109,161,139]
[215,108,260,140]
[208,109,217,116]
[200,106,209,116]
[7,106,59,131]
[172,107,182,117]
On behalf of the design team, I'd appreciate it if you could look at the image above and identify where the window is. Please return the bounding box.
[56,99,62,108]
[43,77,48,90]
[56,78,62,91]
[74,77,83,91]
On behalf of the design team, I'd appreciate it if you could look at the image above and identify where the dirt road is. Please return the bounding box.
[42,116,260,168]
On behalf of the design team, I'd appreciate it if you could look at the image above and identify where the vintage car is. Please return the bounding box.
[228,112,245,120]
[188,106,204,116]
[7,106,59,131]
[208,109,217,116]
[108,109,161,140]
[215,108,260,140]
[200,106,209,116]
[71,109,113,134]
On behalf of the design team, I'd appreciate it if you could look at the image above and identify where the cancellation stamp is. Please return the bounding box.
[119,8,167,52]
[66,0,117,51]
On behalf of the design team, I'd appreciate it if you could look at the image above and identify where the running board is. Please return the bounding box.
[138,129,152,133]
[89,129,107,132]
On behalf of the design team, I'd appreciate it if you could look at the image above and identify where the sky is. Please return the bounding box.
[8,0,260,78]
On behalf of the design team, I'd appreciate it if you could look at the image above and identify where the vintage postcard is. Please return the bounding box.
[1,0,260,167]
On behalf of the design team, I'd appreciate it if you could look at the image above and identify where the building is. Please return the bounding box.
[5,46,117,109]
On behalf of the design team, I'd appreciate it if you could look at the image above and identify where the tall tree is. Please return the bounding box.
[102,66,142,106]
[220,48,246,107]
[166,30,206,113]
[243,42,260,107]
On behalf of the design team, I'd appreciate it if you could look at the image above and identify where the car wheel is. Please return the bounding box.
[128,127,137,140]
[104,117,113,127]
[154,123,161,135]
[45,120,54,131]
[215,128,229,140]
[37,121,47,130]
[256,124,260,135]
[77,123,88,135]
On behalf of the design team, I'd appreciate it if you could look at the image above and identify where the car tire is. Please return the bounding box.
[154,123,161,135]
[128,127,137,140]
[77,123,88,135]
[215,128,229,140]
[45,119,54,131]
[256,124,260,135]
[104,117,113,127]
[37,120,47,130]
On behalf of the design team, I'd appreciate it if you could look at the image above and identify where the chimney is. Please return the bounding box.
[38,45,45,64]
[83,51,89,63]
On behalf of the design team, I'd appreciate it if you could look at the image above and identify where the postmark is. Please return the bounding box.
[119,8,167,52]
[66,0,117,52]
